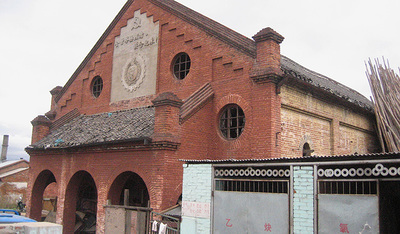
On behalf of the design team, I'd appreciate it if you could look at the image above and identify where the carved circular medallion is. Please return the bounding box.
[121,56,146,92]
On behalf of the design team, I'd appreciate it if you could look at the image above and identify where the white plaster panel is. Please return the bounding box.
[111,10,159,103]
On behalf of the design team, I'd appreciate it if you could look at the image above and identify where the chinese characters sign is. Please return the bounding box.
[182,201,210,218]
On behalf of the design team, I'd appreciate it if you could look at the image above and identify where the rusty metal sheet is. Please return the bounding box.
[213,191,289,233]
[318,194,379,233]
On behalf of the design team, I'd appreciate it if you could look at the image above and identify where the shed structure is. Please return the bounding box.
[181,153,400,233]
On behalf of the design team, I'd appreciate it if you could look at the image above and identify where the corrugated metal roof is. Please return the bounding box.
[180,152,400,164]
[161,204,181,217]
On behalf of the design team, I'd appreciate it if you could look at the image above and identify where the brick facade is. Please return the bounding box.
[280,86,377,157]
[0,160,29,207]
[26,0,379,233]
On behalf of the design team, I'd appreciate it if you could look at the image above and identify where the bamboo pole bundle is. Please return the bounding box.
[366,58,400,152]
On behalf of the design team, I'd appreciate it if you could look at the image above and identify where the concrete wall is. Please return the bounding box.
[0,222,62,233]
[293,166,314,233]
[111,9,159,102]
[181,164,212,233]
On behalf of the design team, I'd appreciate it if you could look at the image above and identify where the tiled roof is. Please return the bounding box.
[281,56,373,110]
[29,107,154,149]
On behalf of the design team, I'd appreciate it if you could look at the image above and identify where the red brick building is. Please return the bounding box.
[0,159,29,207]
[25,0,379,233]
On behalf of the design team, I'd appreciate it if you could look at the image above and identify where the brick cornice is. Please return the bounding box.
[152,92,183,108]
[249,68,284,84]
[252,27,284,44]
[25,139,180,155]
[31,115,51,127]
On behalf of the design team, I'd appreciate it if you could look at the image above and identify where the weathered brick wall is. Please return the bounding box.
[27,147,183,233]
[0,169,29,206]
[1,169,28,183]
[181,163,212,233]
[0,161,29,174]
[280,85,378,157]
[43,182,57,198]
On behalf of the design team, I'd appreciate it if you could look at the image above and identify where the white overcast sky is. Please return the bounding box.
[1,0,399,161]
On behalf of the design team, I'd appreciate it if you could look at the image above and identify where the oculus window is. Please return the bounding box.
[220,105,245,139]
[172,53,191,80]
[91,76,103,98]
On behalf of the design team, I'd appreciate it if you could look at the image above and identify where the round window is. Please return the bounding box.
[219,104,245,139]
[91,76,103,98]
[172,53,191,80]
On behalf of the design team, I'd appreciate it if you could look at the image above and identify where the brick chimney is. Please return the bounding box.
[151,92,183,143]
[250,27,284,86]
[45,86,62,120]
[31,115,51,144]
[1,135,9,162]
[248,27,284,159]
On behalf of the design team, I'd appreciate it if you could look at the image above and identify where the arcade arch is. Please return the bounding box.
[29,170,57,221]
[108,171,149,207]
[63,171,97,233]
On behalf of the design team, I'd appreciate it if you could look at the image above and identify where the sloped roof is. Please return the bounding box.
[0,167,28,179]
[55,0,372,111]
[180,152,400,164]
[148,0,256,57]
[0,160,28,170]
[29,107,154,149]
[281,56,373,110]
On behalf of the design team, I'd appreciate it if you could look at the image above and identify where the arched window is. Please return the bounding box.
[302,143,314,156]
[219,104,245,139]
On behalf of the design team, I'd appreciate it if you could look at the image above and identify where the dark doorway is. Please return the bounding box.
[63,171,97,234]
[108,171,149,207]
[380,180,400,233]
[302,143,313,156]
